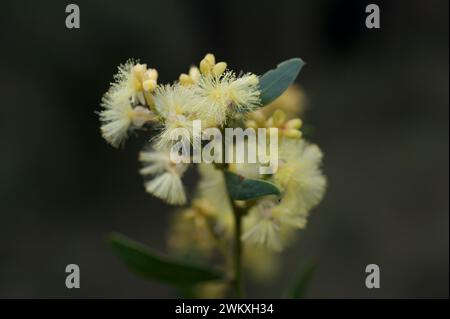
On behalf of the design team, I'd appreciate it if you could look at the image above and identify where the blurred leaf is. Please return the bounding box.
[284,262,316,299]
[224,171,280,200]
[259,58,305,105]
[109,233,224,286]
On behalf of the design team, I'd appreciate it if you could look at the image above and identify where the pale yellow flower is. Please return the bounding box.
[99,94,154,147]
[237,137,326,251]
[109,60,158,106]
[153,84,198,147]
[139,145,189,205]
[242,195,304,251]
[275,138,327,211]
[193,71,261,126]
[98,54,327,279]
[99,60,159,147]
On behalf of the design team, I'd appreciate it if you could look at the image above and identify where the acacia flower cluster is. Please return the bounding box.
[100,54,261,204]
[99,54,326,297]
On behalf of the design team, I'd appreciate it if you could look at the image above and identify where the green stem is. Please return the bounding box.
[216,137,246,298]
[232,202,244,298]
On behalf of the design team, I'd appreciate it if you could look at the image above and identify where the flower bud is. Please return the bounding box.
[200,59,212,74]
[284,129,302,139]
[132,64,147,77]
[189,66,201,82]
[245,120,258,129]
[272,110,286,127]
[212,62,227,76]
[204,53,216,66]
[143,79,157,92]
[179,73,194,86]
[285,118,302,129]
[145,68,158,81]
[200,59,211,74]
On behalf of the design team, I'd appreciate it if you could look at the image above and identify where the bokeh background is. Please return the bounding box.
[0,0,448,298]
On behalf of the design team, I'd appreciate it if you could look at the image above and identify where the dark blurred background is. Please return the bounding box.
[0,0,448,298]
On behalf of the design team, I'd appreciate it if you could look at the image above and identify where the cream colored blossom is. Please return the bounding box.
[108,60,158,106]
[275,138,327,211]
[242,195,305,251]
[99,60,159,147]
[193,72,261,126]
[234,137,326,251]
[139,145,189,205]
[99,94,154,147]
[98,54,327,279]
[153,84,198,147]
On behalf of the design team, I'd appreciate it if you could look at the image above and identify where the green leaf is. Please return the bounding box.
[259,58,305,105]
[284,262,316,299]
[224,171,280,201]
[109,233,224,286]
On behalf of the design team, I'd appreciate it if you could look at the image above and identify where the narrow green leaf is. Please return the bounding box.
[259,58,305,105]
[109,233,224,286]
[285,262,316,299]
[224,171,280,201]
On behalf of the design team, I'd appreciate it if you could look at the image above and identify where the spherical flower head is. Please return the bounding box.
[153,84,199,148]
[99,93,154,147]
[99,60,158,147]
[109,60,158,106]
[228,73,260,111]
[242,194,306,251]
[275,138,327,211]
[193,71,261,126]
[139,145,189,205]
[99,94,133,147]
